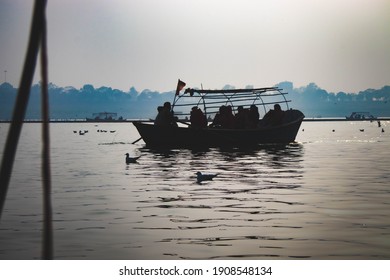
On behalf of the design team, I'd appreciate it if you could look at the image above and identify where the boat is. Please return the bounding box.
[132,83,305,148]
[86,112,124,122]
[346,112,376,120]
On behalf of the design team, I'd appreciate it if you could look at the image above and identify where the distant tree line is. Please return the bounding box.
[276,82,389,118]
[0,81,389,120]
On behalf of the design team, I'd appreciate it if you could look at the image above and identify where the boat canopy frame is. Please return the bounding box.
[171,87,291,119]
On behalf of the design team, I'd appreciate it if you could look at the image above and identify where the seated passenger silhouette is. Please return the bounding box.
[190,106,207,128]
[263,104,285,126]
[234,106,248,129]
[211,105,234,128]
[154,106,164,125]
[155,102,177,126]
[248,105,260,128]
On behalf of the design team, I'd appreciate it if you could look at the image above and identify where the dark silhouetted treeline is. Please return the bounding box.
[1,81,389,119]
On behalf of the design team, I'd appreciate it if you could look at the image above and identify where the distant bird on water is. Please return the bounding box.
[196,171,217,183]
[125,153,141,164]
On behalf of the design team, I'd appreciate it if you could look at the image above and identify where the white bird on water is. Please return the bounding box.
[125,153,141,164]
[196,171,218,183]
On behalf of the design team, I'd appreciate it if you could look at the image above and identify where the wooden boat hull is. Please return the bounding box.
[133,109,304,148]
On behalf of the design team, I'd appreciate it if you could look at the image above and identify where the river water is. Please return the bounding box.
[0,121,389,259]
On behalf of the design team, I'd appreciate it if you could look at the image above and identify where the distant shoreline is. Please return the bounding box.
[303,117,390,122]
[1,117,390,123]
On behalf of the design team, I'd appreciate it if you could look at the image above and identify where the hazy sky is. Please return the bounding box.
[1,0,389,93]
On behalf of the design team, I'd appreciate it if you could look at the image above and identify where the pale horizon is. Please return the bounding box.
[1,0,389,93]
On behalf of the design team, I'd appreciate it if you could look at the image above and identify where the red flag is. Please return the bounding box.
[175,79,186,95]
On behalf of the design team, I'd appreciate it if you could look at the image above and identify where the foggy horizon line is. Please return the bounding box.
[1,81,389,95]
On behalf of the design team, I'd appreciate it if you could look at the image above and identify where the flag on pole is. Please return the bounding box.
[175,79,186,95]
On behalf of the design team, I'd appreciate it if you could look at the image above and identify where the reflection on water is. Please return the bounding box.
[126,144,308,259]
[0,122,389,259]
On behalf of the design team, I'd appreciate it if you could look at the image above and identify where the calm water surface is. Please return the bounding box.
[0,121,389,259]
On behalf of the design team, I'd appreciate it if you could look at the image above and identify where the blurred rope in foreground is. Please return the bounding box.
[0,0,52,259]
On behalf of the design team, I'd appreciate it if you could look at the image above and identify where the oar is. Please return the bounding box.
[131,137,142,144]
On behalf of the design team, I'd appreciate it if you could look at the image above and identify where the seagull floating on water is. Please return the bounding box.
[196,171,218,183]
[125,153,141,164]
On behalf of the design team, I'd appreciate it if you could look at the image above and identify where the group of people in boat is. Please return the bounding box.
[206,105,258,129]
[208,104,285,128]
[154,102,285,129]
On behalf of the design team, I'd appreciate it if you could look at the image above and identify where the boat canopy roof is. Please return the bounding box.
[172,87,291,119]
[184,87,279,94]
